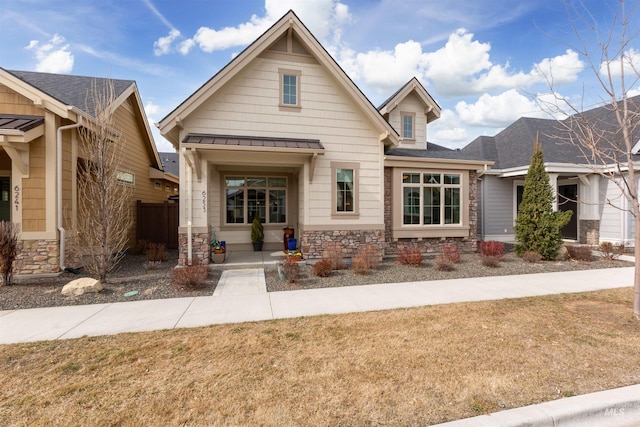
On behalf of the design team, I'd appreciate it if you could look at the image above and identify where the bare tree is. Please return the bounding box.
[77,79,133,282]
[542,0,640,318]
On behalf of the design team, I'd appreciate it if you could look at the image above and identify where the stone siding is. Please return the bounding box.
[15,240,60,275]
[302,229,385,260]
[178,231,211,266]
[579,220,600,245]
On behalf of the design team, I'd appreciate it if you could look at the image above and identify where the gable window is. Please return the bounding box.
[279,69,301,109]
[401,112,415,140]
[331,162,359,217]
[225,176,287,225]
[402,172,461,225]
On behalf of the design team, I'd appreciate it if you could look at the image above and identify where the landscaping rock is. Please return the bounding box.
[556,245,569,261]
[62,277,103,296]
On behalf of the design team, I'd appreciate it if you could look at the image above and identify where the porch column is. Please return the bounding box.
[548,173,559,211]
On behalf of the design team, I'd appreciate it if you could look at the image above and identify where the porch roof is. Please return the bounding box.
[0,115,44,132]
[183,134,325,151]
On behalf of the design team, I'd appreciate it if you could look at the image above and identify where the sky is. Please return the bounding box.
[1,0,637,153]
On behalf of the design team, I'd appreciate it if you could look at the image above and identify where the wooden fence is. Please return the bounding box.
[136,200,179,249]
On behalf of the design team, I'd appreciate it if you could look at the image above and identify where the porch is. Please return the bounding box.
[208,249,291,269]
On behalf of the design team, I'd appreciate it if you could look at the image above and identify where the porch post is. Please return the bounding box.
[548,173,559,211]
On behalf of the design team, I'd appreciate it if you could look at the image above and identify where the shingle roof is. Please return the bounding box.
[0,114,44,131]
[159,152,179,177]
[460,96,640,170]
[183,134,325,151]
[5,69,134,117]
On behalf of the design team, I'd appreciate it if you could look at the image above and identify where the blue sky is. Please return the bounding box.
[0,0,634,152]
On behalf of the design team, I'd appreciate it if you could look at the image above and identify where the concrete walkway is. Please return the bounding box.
[1,263,638,426]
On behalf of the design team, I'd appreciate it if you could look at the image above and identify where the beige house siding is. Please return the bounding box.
[21,135,46,232]
[0,84,41,116]
[187,55,385,246]
[387,92,427,149]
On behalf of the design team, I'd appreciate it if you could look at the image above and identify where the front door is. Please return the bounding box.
[0,177,10,222]
[558,184,578,240]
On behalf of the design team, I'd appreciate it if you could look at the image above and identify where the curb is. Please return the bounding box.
[430,384,640,426]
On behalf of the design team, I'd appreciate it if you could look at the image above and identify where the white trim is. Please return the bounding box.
[483,234,515,243]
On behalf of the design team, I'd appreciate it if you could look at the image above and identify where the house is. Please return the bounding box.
[462,97,640,246]
[158,10,491,266]
[0,68,178,275]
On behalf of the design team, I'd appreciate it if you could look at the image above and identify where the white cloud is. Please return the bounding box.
[25,34,74,73]
[428,109,471,148]
[154,29,181,56]
[178,0,351,54]
[455,89,546,127]
[339,29,584,99]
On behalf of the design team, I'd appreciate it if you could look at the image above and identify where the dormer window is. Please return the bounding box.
[279,68,301,110]
[401,112,415,140]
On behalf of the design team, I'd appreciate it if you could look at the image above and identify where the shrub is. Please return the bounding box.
[398,247,423,266]
[250,214,264,243]
[514,142,572,260]
[0,221,20,286]
[133,239,149,255]
[351,252,370,275]
[478,241,505,259]
[172,265,208,290]
[434,256,455,272]
[481,256,500,268]
[282,258,300,283]
[312,259,333,277]
[598,241,625,261]
[441,244,461,263]
[522,251,542,263]
[360,244,382,270]
[322,244,346,270]
[146,242,168,263]
[567,245,593,262]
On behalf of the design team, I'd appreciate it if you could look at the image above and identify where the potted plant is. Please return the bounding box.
[211,240,225,264]
[251,214,264,251]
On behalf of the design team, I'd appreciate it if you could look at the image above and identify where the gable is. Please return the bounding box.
[160,10,397,148]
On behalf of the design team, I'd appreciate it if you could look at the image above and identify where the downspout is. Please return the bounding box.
[56,116,83,271]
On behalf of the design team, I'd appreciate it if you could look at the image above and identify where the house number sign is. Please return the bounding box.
[202,190,207,213]
[14,185,20,211]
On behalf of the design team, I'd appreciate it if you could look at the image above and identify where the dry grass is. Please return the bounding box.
[2,288,640,426]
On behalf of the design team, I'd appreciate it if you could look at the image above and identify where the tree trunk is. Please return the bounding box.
[635,215,640,319]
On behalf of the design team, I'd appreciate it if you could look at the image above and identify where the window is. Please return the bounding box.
[154,181,161,190]
[331,162,359,217]
[225,176,287,225]
[401,112,415,140]
[116,171,135,185]
[402,172,461,225]
[279,69,301,109]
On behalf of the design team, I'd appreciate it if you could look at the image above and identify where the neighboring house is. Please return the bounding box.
[159,10,490,266]
[461,97,640,246]
[159,152,180,194]
[0,68,178,275]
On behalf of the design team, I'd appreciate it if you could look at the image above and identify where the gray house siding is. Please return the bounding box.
[481,175,515,241]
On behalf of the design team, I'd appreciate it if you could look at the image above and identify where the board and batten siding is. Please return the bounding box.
[185,55,385,231]
[482,176,515,239]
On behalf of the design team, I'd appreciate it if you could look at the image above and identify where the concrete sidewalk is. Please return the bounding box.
[0,266,634,344]
[1,265,638,426]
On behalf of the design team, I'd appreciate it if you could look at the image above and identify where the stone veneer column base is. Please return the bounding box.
[302,229,385,260]
[15,240,60,275]
[178,232,211,266]
[579,220,600,245]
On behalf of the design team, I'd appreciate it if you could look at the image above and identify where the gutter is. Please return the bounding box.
[56,116,83,271]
